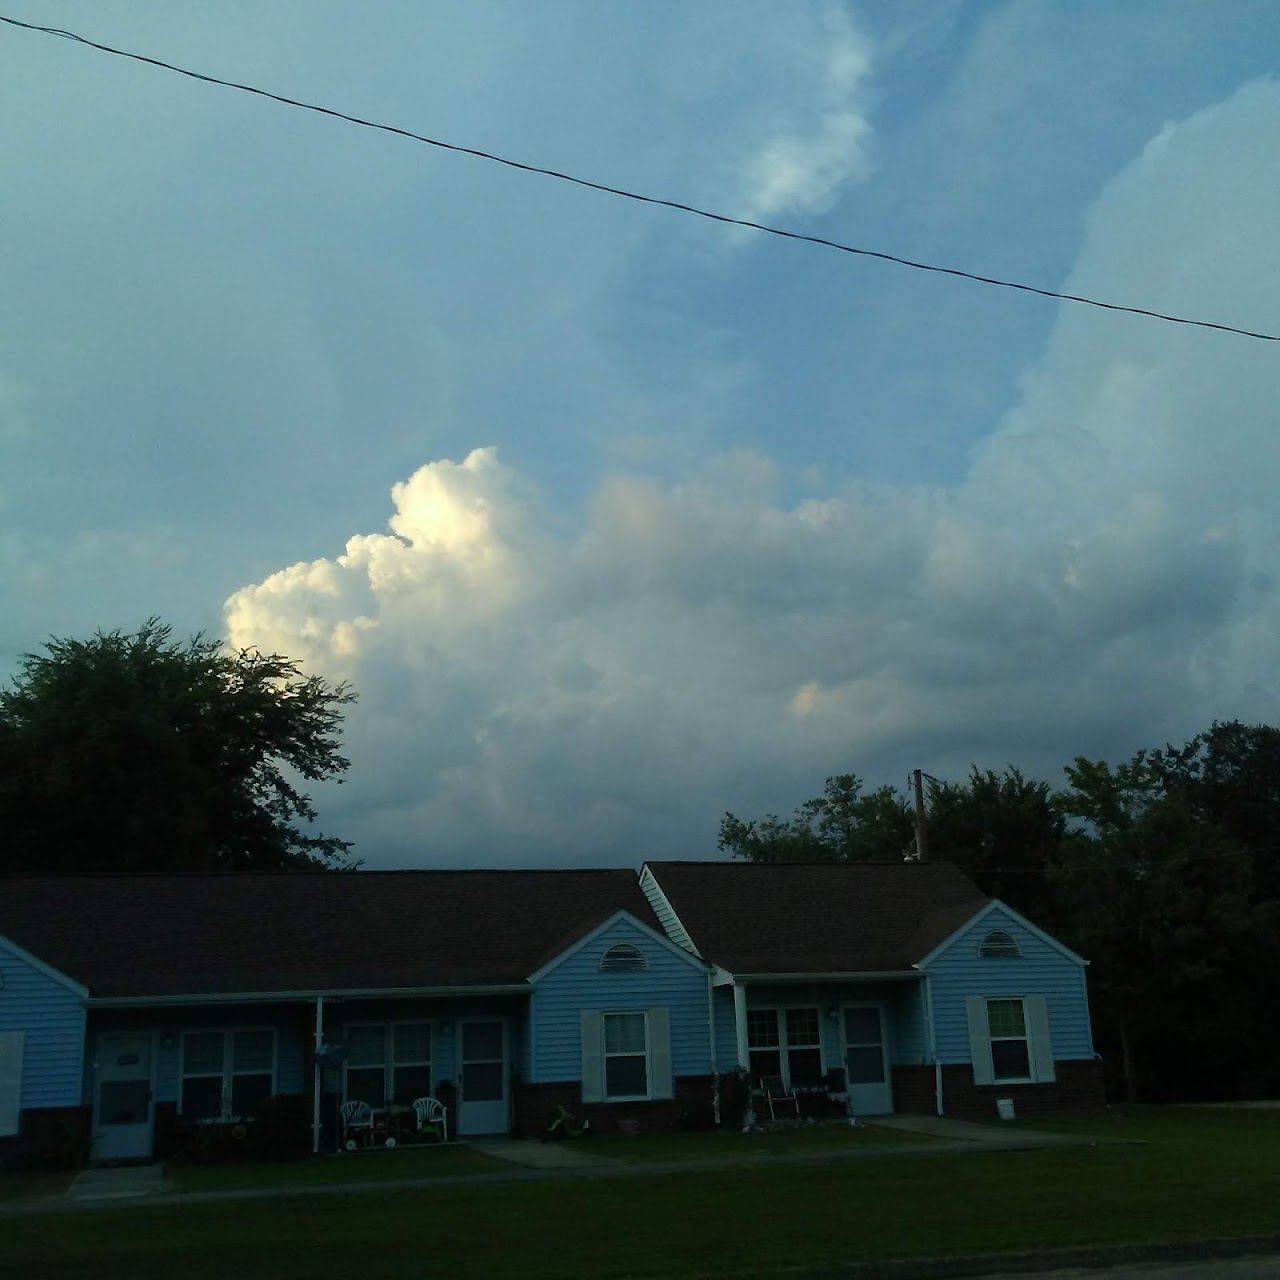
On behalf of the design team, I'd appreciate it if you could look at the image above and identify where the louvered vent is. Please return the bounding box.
[979,930,1021,958]
[600,943,647,972]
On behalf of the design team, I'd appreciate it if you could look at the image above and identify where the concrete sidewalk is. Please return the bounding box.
[472,1139,608,1169]
[873,1115,1101,1147]
[66,1163,169,1202]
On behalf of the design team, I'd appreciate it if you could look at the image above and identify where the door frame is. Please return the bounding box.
[90,1030,157,1163]
[456,1016,509,1136]
[839,1002,894,1114]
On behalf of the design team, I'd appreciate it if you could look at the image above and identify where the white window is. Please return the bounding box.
[343,1022,432,1108]
[0,1031,23,1137]
[603,1012,649,1100]
[747,1007,824,1088]
[979,930,1021,959]
[600,944,647,972]
[180,1028,275,1121]
[987,998,1032,1081]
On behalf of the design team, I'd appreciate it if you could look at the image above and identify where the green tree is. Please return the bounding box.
[1147,720,1280,902]
[1051,753,1262,1101]
[718,773,914,863]
[925,767,1066,927]
[0,619,356,872]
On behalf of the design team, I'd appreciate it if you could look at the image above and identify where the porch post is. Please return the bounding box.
[312,995,325,1154]
[732,983,755,1128]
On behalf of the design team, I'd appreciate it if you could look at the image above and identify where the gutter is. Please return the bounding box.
[922,971,943,1116]
[728,970,921,984]
[88,983,532,1007]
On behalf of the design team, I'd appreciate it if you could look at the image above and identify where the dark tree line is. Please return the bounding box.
[719,724,1280,1104]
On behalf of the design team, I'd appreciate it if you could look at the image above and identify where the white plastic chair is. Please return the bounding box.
[412,1096,448,1142]
[339,1099,374,1150]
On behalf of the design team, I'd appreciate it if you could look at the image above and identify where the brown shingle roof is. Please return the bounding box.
[645,860,987,973]
[0,870,659,997]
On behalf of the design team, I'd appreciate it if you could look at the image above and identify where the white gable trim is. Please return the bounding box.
[527,909,710,983]
[0,932,90,999]
[638,864,701,956]
[914,899,1088,970]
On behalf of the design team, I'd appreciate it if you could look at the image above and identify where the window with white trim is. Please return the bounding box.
[343,1022,432,1107]
[987,998,1032,1081]
[180,1028,275,1121]
[600,943,647,972]
[746,1009,781,1079]
[784,1008,823,1087]
[979,930,1021,958]
[747,1007,823,1088]
[602,1012,648,1099]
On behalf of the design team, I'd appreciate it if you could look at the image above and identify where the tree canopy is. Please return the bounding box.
[0,620,356,873]
[718,773,913,864]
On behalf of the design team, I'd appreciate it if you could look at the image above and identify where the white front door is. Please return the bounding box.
[457,1019,508,1136]
[92,1033,156,1162]
[842,1005,893,1116]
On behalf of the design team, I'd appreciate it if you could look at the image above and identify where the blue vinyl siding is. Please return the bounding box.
[926,905,1095,1064]
[0,939,86,1111]
[530,916,710,1083]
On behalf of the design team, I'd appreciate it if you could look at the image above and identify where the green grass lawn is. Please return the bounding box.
[3,1108,1278,1279]
[0,1169,73,1204]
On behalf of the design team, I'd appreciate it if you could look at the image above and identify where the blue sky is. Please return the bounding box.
[2,2,1278,865]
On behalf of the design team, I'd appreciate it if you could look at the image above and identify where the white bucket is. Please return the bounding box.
[996,1098,1016,1122]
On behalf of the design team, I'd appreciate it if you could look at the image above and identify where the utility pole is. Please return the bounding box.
[911,768,927,862]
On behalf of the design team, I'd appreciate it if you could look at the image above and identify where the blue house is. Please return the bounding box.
[0,862,1102,1164]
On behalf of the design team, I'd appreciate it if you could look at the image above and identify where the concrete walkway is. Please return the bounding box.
[66,1163,169,1202]
[472,1138,608,1169]
[874,1115,1099,1147]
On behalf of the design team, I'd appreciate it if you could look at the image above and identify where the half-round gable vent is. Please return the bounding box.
[979,930,1021,959]
[601,943,647,972]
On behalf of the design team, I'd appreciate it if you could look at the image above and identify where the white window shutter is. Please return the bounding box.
[966,996,994,1086]
[580,1011,604,1104]
[648,1007,673,1100]
[0,1031,24,1137]
[1026,995,1056,1083]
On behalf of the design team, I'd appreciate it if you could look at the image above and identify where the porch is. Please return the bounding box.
[83,988,530,1164]
[718,973,931,1126]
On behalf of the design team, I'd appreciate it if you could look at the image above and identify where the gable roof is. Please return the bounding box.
[643,860,987,974]
[913,897,1088,969]
[0,870,659,998]
[527,908,710,982]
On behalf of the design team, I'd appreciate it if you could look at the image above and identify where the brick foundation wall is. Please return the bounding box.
[0,1106,91,1170]
[514,1076,717,1138]
[892,1060,1106,1121]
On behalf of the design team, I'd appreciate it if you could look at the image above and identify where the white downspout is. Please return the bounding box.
[312,995,325,1154]
[732,982,754,1129]
[922,973,943,1116]
[706,969,720,1127]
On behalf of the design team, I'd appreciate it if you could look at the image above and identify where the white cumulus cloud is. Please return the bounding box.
[226,78,1280,868]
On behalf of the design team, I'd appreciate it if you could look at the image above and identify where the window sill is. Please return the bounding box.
[990,1077,1035,1086]
[602,1094,653,1103]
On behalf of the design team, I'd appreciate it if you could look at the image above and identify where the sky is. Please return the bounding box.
[2,1,1279,867]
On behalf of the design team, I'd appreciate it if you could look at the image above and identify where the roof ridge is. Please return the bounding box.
[0,866,644,881]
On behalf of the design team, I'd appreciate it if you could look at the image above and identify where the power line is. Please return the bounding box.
[3,12,1277,345]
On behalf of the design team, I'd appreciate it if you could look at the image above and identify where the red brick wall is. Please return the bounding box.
[892,1060,1105,1121]
[0,1106,91,1170]
[514,1076,717,1138]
